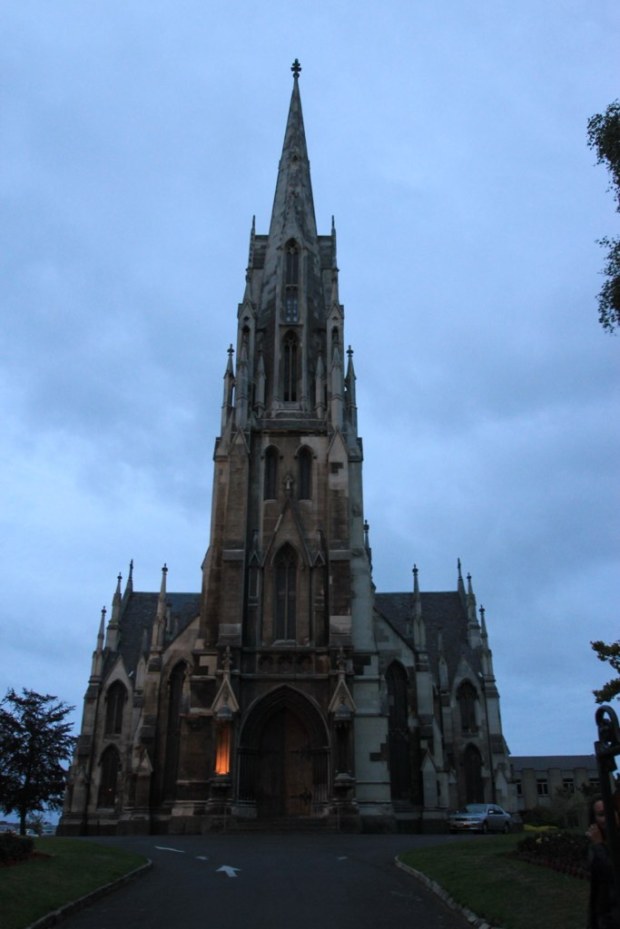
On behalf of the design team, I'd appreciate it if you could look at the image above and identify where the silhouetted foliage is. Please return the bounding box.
[0,689,75,835]
[591,640,620,704]
[587,101,620,332]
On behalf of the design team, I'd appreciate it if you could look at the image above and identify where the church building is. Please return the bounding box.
[60,63,513,835]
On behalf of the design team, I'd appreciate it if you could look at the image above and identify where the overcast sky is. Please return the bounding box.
[1,2,618,763]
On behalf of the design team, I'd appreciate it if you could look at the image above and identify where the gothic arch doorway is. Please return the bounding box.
[463,744,484,803]
[386,661,411,801]
[237,687,329,818]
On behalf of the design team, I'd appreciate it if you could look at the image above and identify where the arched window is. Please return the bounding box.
[104,681,127,735]
[457,681,478,734]
[298,447,312,499]
[283,333,298,402]
[164,663,186,798]
[284,240,299,322]
[386,662,411,801]
[274,544,297,641]
[264,446,278,499]
[463,744,483,803]
[98,746,120,807]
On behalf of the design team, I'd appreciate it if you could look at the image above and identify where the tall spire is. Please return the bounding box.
[268,60,317,243]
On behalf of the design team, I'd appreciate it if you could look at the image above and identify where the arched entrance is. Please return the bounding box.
[386,662,411,802]
[463,744,484,803]
[237,687,329,818]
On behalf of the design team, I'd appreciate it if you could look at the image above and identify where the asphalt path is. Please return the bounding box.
[58,832,472,929]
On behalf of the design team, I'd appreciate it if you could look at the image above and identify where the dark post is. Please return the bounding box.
[594,705,620,900]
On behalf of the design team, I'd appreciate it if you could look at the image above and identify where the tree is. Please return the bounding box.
[0,689,75,835]
[587,101,620,332]
[591,640,620,704]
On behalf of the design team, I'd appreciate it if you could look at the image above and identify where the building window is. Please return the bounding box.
[536,779,549,796]
[515,780,522,797]
[457,681,478,734]
[274,544,297,640]
[98,746,120,808]
[562,778,575,793]
[264,447,278,499]
[164,663,185,798]
[104,681,127,734]
[298,447,312,499]
[283,333,298,402]
[463,744,483,803]
[284,241,299,322]
[386,662,411,801]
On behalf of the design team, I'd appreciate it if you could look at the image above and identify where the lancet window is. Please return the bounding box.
[297,446,312,499]
[264,446,278,499]
[457,681,478,734]
[284,240,299,322]
[104,681,127,735]
[283,332,298,402]
[98,746,120,807]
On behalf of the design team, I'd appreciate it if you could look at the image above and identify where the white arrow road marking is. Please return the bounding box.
[216,865,241,877]
[155,846,185,853]
[195,856,209,861]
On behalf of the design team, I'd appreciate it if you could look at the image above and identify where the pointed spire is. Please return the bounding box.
[221,344,235,430]
[90,607,106,680]
[125,559,134,596]
[98,606,106,645]
[466,570,482,648]
[412,563,420,597]
[151,563,168,652]
[247,215,256,272]
[331,215,338,269]
[480,605,488,638]
[345,346,357,430]
[268,60,317,243]
[104,572,122,651]
[363,519,372,570]
[457,556,466,605]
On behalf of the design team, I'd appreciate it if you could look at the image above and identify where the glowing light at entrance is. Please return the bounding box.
[215,723,231,775]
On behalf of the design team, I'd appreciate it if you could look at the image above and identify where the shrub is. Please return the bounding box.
[0,832,34,864]
[516,830,590,878]
[522,805,563,828]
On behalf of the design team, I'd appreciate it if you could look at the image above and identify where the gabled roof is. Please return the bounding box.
[104,591,200,677]
[374,590,484,683]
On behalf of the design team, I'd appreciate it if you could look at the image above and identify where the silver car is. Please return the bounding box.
[447,803,513,834]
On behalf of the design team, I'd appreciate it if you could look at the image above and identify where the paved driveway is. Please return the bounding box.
[58,832,471,929]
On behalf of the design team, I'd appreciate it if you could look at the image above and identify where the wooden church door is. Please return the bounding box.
[257,707,313,817]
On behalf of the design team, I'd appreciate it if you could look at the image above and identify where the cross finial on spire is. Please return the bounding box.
[291,58,302,79]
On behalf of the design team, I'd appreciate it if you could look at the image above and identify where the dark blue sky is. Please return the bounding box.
[1,1,618,755]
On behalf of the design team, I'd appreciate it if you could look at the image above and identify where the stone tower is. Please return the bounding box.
[191,60,391,828]
[60,63,513,837]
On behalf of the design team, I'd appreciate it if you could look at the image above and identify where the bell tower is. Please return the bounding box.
[197,60,392,827]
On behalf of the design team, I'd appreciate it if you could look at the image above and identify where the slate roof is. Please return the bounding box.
[374,590,485,682]
[104,591,200,678]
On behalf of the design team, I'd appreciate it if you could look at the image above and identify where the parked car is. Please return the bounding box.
[447,803,513,834]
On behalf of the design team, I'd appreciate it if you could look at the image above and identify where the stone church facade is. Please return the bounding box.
[60,65,513,836]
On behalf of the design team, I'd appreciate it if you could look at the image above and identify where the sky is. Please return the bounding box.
[1,1,618,762]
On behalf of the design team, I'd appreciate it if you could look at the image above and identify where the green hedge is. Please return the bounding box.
[0,833,34,864]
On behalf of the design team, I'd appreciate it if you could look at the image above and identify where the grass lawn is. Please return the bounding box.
[399,834,589,929]
[0,837,148,929]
